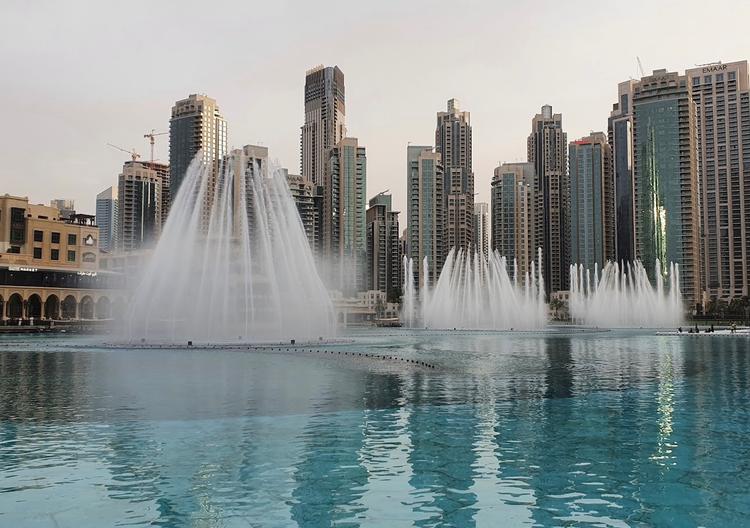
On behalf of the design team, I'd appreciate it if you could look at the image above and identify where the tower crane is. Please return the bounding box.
[637,56,646,78]
[107,143,141,161]
[144,129,168,163]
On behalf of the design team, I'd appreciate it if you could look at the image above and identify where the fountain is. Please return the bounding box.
[569,260,683,328]
[123,152,335,343]
[400,256,417,328]
[402,247,547,330]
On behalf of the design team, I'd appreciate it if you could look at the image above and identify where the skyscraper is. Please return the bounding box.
[435,99,473,255]
[686,61,750,301]
[285,170,322,254]
[50,199,75,219]
[325,137,366,294]
[169,94,228,201]
[228,145,268,240]
[632,69,701,308]
[366,192,401,301]
[608,80,637,264]
[95,186,118,253]
[569,132,615,271]
[117,161,163,252]
[407,145,444,288]
[491,162,535,278]
[528,105,569,296]
[301,65,346,187]
[473,202,489,260]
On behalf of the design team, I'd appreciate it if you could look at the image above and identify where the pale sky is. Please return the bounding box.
[2,0,749,218]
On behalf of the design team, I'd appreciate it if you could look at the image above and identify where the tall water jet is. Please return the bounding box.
[123,151,335,342]
[405,247,547,330]
[569,260,683,328]
[401,256,417,328]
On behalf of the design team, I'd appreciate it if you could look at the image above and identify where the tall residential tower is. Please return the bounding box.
[169,94,228,201]
[407,145,444,289]
[528,105,569,296]
[301,65,346,187]
[569,132,615,271]
[435,99,473,255]
[632,69,701,308]
[608,80,637,264]
[686,61,750,301]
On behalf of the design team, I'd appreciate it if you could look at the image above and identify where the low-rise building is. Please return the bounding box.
[0,194,124,322]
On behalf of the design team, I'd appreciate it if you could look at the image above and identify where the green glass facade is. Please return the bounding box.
[635,100,683,279]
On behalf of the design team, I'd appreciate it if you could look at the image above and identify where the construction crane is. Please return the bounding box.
[107,143,140,161]
[144,129,168,163]
[637,56,646,78]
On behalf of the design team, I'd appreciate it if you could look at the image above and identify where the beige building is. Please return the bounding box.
[686,61,750,301]
[436,99,474,255]
[117,161,164,252]
[0,195,124,321]
[473,202,489,260]
[491,162,535,278]
[169,94,228,202]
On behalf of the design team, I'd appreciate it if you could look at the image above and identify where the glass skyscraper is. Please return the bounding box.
[569,132,614,271]
[407,145,444,288]
[632,70,701,308]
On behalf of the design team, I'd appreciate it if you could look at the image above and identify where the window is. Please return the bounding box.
[10,208,26,244]
[51,249,59,261]
[33,230,43,242]
[729,71,736,81]
[68,234,77,245]
[693,77,700,86]
[717,73,724,82]
[51,232,60,244]
[67,250,76,262]
[704,75,712,84]
[33,247,42,259]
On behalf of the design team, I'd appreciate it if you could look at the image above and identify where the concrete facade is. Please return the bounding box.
[528,105,569,297]
[686,61,750,301]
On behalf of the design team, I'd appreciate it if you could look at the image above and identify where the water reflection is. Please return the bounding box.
[0,333,749,526]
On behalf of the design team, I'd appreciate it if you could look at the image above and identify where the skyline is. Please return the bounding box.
[2,0,750,216]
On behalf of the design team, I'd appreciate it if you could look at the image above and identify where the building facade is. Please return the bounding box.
[608,80,637,264]
[325,137,366,294]
[96,186,118,253]
[491,162,535,278]
[0,195,123,322]
[569,132,615,271]
[632,69,701,308]
[169,94,228,202]
[407,145,444,288]
[366,192,401,301]
[50,199,75,219]
[285,171,322,254]
[117,161,163,252]
[435,99,473,255]
[301,65,346,187]
[473,202,489,260]
[686,61,750,301]
[528,105,569,297]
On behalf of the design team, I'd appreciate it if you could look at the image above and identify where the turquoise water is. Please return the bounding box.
[0,329,749,527]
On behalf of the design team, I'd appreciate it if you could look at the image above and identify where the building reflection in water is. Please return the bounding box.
[2,333,750,526]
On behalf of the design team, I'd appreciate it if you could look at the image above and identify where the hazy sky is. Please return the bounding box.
[2,0,749,217]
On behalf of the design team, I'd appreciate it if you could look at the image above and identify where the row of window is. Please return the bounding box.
[693,71,738,85]
[33,247,77,262]
[33,230,77,245]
